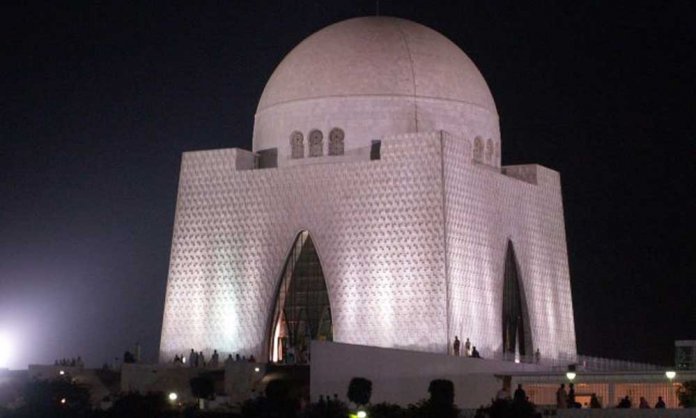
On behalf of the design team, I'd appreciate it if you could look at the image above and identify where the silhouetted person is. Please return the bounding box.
[556,384,567,409]
[655,396,666,408]
[534,348,541,364]
[590,393,602,408]
[453,336,461,356]
[639,396,650,409]
[471,346,481,358]
[464,338,471,356]
[513,384,526,403]
[249,354,256,362]
[568,383,580,408]
[235,353,241,361]
[198,351,205,367]
[617,395,631,408]
[211,349,219,367]
[188,349,196,367]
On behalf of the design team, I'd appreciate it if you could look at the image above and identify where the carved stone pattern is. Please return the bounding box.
[160,135,448,361]
[443,136,576,360]
[159,132,576,362]
[308,130,323,157]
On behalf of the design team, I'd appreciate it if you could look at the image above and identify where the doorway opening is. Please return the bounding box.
[268,231,332,363]
[502,241,533,361]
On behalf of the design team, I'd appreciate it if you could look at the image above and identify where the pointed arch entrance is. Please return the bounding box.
[502,241,533,360]
[268,231,333,363]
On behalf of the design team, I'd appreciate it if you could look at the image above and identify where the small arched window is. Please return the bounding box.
[485,138,494,163]
[328,128,345,156]
[473,136,484,162]
[494,141,501,167]
[308,129,323,157]
[290,131,304,159]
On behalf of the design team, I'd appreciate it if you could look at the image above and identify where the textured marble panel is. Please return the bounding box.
[160,135,449,361]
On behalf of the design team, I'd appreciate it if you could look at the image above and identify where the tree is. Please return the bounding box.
[347,377,372,407]
[678,380,696,408]
[406,379,459,418]
[4,378,92,418]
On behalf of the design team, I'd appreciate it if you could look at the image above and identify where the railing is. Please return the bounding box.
[486,351,664,372]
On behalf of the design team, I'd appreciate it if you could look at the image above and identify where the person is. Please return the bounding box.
[235,353,241,362]
[198,351,206,367]
[568,383,580,408]
[464,338,471,357]
[617,395,631,408]
[513,384,526,403]
[249,354,256,362]
[173,354,180,363]
[188,349,196,368]
[471,346,481,358]
[211,349,219,367]
[453,336,461,356]
[590,393,602,408]
[534,348,541,364]
[225,354,234,367]
[556,384,567,409]
[496,386,510,400]
[655,396,666,408]
[639,396,650,409]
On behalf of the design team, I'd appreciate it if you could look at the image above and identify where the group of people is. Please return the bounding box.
[617,395,666,409]
[452,336,481,358]
[172,349,257,367]
[555,383,582,409]
[556,384,667,409]
[54,356,84,368]
[496,383,531,403]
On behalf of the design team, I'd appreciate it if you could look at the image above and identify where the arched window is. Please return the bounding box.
[268,231,332,362]
[328,128,345,156]
[502,241,533,360]
[473,137,484,162]
[494,141,501,167]
[308,129,323,157]
[290,131,304,159]
[485,138,494,163]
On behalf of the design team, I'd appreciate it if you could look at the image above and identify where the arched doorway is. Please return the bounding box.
[268,231,332,363]
[502,241,533,360]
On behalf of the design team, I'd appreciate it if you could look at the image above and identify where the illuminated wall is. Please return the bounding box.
[159,131,577,361]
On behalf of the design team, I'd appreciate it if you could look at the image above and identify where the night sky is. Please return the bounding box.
[1,1,694,369]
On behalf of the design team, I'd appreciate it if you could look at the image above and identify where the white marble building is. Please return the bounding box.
[159,17,576,363]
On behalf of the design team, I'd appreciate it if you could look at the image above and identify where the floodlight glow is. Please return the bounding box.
[60,398,66,404]
[357,411,367,418]
[566,371,576,381]
[0,332,12,368]
[168,392,178,401]
[254,367,260,372]
[666,371,676,380]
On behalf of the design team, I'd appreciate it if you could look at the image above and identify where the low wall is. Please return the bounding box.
[557,410,696,418]
[310,341,544,408]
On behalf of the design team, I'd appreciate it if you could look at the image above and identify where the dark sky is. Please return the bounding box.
[1,1,694,369]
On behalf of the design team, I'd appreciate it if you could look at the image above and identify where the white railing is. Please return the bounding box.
[486,351,664,372]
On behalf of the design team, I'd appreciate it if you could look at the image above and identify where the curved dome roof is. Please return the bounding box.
[253,17,500,165]
[257,17,497,114]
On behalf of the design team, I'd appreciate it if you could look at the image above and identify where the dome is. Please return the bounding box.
[253,17,499,164]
